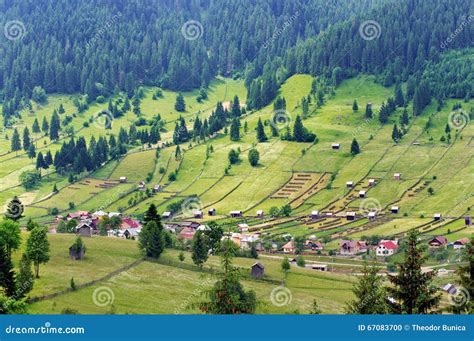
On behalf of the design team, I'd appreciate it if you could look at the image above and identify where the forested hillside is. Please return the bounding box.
[0,0,378,120]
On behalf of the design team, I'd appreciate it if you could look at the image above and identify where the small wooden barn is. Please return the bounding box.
[208,208,216,216]
[250,262,265,279]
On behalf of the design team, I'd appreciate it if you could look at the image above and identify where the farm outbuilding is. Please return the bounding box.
[250,262,265,279]
[208,208,216,216]
[368,179,376,186]
[394,173,401,180]
[193,210,203,219]
[119,176,127,183]
[359,190,366,198]
[346,181,354,188]
[465,216,472,226]
[256,210,264,218]
[162,211,172,219]
[368,211,376,220]
[391,206,399,213]
[76,222,93,237]
[310,210,319,219]
[346,212,356,221]
[434,213,442,221]
[230,210,243,218]
[326,212,334,217]
[331,143,340,150]
[153,184,161,192]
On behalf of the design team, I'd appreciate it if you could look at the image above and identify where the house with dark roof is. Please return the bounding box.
[250,262,264,278]
[428,236,448,248]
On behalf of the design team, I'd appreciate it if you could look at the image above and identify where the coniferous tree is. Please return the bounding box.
[394,83,405,107]
[256,118,267,142]
[387,230,441,314]
[378,102,389,124]
[401,109,410,126]
[41,117,49,136]
[229,118,240,141]
[365,103,373,119]
[27,144,36,160]
[231,95,241,118]
[192,230,209,268]
[350,138,360,155]
[293,115,306,142]
[0,247,16,297]
[32,118,41,135]
[138,220,165,259]
[175,93,186,112]
[352,100,358,111]
[392,124,400,142]
[346,265,388,314]
[11,128,21,154]
[49,111,60,140]
[248,148,259,167]
[22,127,31,151]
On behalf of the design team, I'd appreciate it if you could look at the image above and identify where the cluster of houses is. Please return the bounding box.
[55,210,142,238]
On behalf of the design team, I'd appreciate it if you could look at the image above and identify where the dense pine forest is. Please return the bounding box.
[2,0,472,123]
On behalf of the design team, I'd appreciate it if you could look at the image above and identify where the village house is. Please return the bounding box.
[376,240,398,257]
[428,236,448,248]
[67,211,91,221]
[162,211,172,220]
[442,283,457,295]
[122,228,141,240]
[339,240,367,255]
[250,262,265,279]
[283,240,295,253]
[92,210,108,218]
[230,210,243,218]
[178,227,196,240]
[305,239,323,251]
[237,223,249,232]
[76,221,93,237]
[452,238,469,250]
[120,217,141,230]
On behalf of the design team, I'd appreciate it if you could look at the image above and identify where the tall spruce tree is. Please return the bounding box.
[41,117,49,136]
[175,93,186,112]
[22,127,31,151]
[350,138,360,155]
[138,220,165,259]
[346,265,388,314]
[365,103,373,119]
[352,100,358,111]
[387,230,441,314]
[293,115,306,142]
[192,230,209,268]
[394,83,405,107]
[256,118,267,142]
[11,128,21,154]
[230,118,240,141]
[49,111,60,140]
